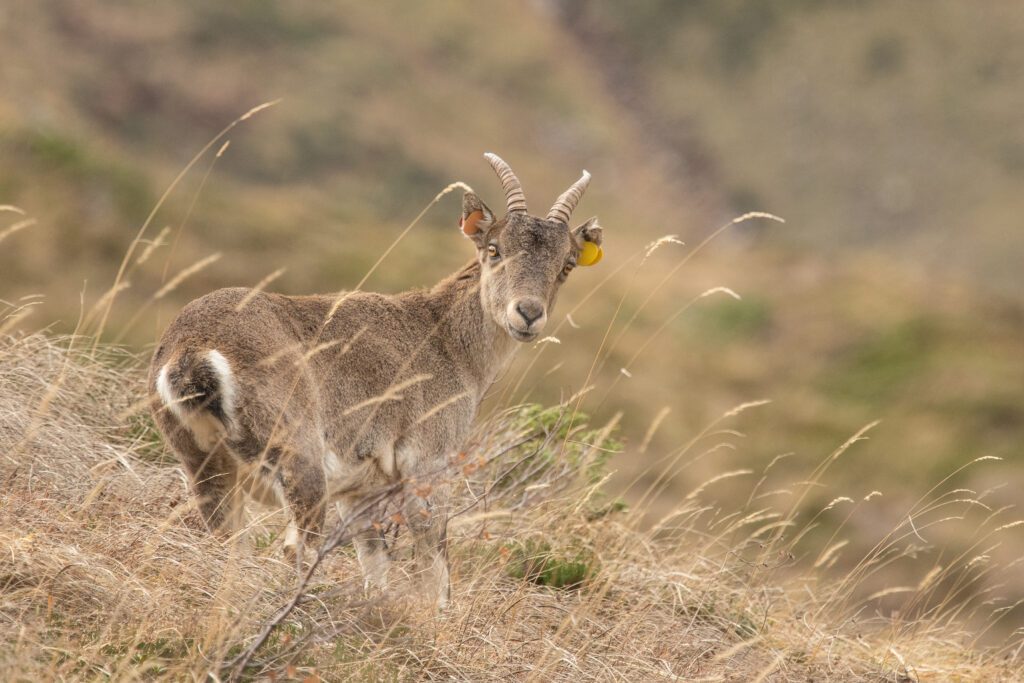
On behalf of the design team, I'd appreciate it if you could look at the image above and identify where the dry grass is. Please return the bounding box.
[1,333,1020,681]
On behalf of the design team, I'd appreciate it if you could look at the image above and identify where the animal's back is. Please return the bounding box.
[149,285,475,459]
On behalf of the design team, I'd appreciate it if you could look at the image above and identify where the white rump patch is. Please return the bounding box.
[155,350,236,451]
[156,364,185,421]
[206,349,236,423]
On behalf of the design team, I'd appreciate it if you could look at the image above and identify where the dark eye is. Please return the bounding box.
[487,244,500,260]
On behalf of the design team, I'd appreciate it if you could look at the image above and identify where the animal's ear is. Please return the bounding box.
[573,217,604,266]
[573,217,602,246]
[460,192,495,246]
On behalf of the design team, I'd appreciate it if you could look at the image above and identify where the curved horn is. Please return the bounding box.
[484,152,528,214]
[547,170,591,225]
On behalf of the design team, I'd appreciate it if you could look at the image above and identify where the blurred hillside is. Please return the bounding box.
[1,0,1022,631]
[565,0,1024,298]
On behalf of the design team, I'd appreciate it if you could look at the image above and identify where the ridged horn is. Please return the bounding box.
[547,170,591,225]
[484,152,528,214]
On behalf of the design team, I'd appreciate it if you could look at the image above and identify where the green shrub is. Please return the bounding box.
[505,539,597,590]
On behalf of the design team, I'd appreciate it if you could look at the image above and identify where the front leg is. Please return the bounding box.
[404,491,450,610]
[336,499,391,591]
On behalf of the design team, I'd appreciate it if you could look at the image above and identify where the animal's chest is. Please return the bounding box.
[319,387,480,499]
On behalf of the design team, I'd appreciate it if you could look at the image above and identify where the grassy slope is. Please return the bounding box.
[1,334,1020,681]
[1,0,1023,650]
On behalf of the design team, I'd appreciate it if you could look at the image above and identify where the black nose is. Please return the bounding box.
[515,300,544,326]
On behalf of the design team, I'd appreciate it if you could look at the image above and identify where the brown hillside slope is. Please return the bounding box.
[1,333,1021,680]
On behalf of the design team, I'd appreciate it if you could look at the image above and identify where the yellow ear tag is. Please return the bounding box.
[462,210,484,236]
[578,240,603,266]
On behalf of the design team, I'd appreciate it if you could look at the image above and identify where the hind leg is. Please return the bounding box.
[157,412,244,537]
[229,428,326,568]
[277,450,327,568]
[238,462,297,554]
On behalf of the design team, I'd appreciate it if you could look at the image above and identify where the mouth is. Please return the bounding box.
[506,325,538,342]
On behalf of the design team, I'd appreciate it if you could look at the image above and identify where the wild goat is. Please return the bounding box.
[149,154,604,607]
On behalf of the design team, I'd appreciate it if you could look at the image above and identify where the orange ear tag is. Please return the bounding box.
[462,210,484,236]
[578,240,603,266]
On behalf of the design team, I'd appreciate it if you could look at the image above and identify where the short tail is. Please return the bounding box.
[156,348,235,428]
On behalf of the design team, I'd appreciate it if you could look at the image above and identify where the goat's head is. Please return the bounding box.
[460,153,604,343]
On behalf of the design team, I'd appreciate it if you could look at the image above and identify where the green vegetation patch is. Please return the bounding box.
[505,539,598,590]
[7,129,153,220]
[823,317,939,401]
[687,296,774,342]
[506,404,623,488]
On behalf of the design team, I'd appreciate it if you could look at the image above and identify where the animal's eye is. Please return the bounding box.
[487,244,500,260]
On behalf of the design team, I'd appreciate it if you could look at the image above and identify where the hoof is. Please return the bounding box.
[362,573,390,596]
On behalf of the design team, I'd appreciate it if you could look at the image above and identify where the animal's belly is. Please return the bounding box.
[322,448,392,498]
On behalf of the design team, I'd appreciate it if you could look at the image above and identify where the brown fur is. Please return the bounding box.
[148,155,603,607]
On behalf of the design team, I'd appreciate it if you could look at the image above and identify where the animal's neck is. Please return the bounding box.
[428,260,518,393]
